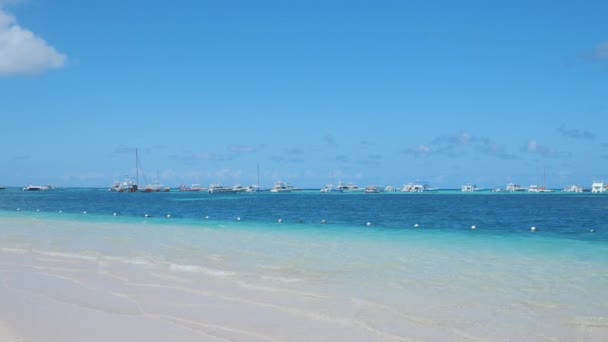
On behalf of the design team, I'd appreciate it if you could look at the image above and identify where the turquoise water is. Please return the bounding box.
[1,187,607,241]
[1,188,608,340]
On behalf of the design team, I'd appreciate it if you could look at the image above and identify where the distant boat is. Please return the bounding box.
[337,182,364,193]
[528,185,554,193]
[364,186,380,194]
[562,185,585,193]
[231,184,248,193]
[208,184,236,194]
[179,184,205,192]
[384,185,398,192]
[140,180,170,192]
[270,181,294,193]
[245,185,261,192]
[23,185,52,191]
[320,184,342,193]
[401,183,425,192]
[109,179,138,192]
[591,181,605,193]
[0,187,6,190]
[110,148,140,192]
[461,184,482,192]
[506,183,527,192]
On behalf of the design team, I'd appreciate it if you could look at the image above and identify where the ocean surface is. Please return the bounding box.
[1,188,608,341]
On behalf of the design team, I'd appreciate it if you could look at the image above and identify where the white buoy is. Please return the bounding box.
[59,210,63,213]
[278,219,283,223]
[366,222,372,227]
[83,211,87,214]
[530,226,536,232]
[590,229,595,233]
[36,209,40,212]
[321,219,326,224]
[113,212,117,216]
[166,214,171,218]
[16,208,20,211]
[144,214,149,218]
[414,223,419,228]
[471,225,476,230]
[205,215,209,220]
[236,217,241,221]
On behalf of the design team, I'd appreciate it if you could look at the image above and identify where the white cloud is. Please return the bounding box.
[0,7,66,76]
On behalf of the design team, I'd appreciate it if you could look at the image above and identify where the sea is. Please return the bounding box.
[1,188,607,341]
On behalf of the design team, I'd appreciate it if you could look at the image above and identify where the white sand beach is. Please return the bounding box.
[1,215,608,341]
[0,320,25,342]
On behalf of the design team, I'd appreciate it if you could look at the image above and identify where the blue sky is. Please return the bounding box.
[1,0,607,189]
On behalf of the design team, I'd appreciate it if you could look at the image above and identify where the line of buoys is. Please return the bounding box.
[9,208,603,235]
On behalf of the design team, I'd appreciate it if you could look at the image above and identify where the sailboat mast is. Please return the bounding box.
[257,164,260,187]
[136,148,139,187]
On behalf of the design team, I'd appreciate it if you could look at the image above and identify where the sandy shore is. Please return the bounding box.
[1,216,608,341]
[0,321,25,342]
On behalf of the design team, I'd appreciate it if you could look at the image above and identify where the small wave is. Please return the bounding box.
[0,247,27,254]
[34,250,98,261]
[238,282,281,292]
[169,263,235,277]
[261,275,303,283]
[104,255,151,265]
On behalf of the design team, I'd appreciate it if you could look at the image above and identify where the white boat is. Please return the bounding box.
[140,181,170,192]
[401,183,425,192]
[23,185,51,191]
[384,185,398,192]
[364,186,381,194]
[208,184,235,194]
[179,184,205,192]
[506,183,527,192]
[320,184,342,193]
[110,148,141,192]
[591,181,605,193]
[245,185,261,192]
[109,179,138,192]
[231,184,248,193]
[461,184,482,192]
[337,182,365,192]
[528,185,554,193]
[562,185,584,193]
[270,181,294,193]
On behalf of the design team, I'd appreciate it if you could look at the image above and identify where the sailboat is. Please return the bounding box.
[246,164,262,192]
[109,148,139,192]
[529,167,554,192]
[320,169,342,192]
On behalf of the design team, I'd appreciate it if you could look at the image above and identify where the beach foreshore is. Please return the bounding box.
[1,215,608,341]
[0,321,25,342]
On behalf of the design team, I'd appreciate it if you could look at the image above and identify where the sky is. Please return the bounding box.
[1,0,607,189]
